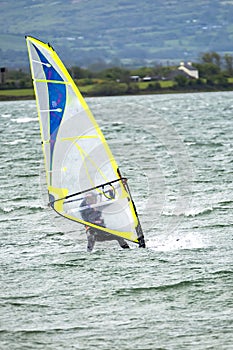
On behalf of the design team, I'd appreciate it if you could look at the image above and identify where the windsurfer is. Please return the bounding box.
[80,192,130,252]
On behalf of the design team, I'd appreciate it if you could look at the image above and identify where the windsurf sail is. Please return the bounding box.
[26,36,145,247]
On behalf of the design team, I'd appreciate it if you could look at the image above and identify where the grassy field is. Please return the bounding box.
[1,79,232,101]
[0,89,34,97]
[138,80,174,88]
[0,80,175,100]
[0,87,88,99]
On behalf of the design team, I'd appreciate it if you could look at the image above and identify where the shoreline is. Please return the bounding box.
[1,86,233,101]
[0,95,35,101]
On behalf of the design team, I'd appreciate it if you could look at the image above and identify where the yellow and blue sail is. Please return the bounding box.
[34,45,66,176]
[26,36,145,245]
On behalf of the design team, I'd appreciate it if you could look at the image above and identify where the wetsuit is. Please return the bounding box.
[80,198,130,252]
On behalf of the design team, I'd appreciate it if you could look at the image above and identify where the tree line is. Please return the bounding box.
[1,52,233,96]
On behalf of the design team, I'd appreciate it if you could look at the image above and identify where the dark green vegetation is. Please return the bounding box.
[2,0,233,68]
[1,52,233,100]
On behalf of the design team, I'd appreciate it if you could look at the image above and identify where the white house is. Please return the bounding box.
[178,62,199,79]
[130,75,140,82]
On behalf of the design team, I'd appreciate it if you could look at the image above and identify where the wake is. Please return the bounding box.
[146,232,205,252]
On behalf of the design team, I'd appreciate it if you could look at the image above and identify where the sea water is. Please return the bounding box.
[0,92,232,349]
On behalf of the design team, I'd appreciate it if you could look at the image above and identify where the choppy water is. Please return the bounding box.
[0,92,232,349]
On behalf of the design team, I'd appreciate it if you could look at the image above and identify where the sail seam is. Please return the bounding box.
[42,135,99,144]
[75,142,110,188]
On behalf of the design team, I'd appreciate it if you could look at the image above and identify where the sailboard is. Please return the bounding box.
[25,36,145,248]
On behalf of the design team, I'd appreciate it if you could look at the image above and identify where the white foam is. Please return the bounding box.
[11,117,37,123]
[8,139,27,145]
[146,232,205,252]
[1,113,12,118]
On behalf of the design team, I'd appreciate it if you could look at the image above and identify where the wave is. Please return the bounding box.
[8,139,27,145]
[1,113,12,118]
[10,117,37,123]
[184,140,224,148]
[212,269,233,276]
[216,199,233,206]
[183,207,213,217]
[0,206,15,213]
[0,203,45,215]
[0,326,87,334]
[0,294,39,300]
[114,278,205,296]
[0,301,48,308]
[162,206,213,217]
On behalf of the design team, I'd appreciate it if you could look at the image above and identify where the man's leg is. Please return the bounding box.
[86,227,96,252]
[117,237,130,249]
[93,230,130,249]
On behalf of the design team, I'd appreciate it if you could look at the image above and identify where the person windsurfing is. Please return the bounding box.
[80,192,130,252]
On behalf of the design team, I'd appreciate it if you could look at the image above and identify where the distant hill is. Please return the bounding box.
[2,0,233,68]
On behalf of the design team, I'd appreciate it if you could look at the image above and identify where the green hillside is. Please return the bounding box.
[1,0,233,68]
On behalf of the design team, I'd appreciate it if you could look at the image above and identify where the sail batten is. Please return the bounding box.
[26,35,145,246]
[35,79,70,84]
[49,177,128,204]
